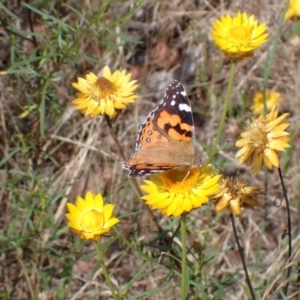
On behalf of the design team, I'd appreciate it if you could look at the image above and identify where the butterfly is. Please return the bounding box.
[123,80,200,177]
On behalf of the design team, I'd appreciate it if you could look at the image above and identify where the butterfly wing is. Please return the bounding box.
[123,80,196,176]
[152,80,195,144]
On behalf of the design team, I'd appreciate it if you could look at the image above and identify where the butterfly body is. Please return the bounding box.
[123,80,199,176]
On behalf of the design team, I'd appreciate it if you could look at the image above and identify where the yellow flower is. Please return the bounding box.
[72,66,138,117]
[236,106,290,174]
[140,165,220,217]
[212,12,268,59]
[65,192,119,241]
[285,0,300,20]
[213,178,262,217]
[250,90,281,115]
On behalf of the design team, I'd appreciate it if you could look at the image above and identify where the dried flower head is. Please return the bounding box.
[140,165,220,217]
[212,12,268,59]
[72,66,138,117]
[236,106,290,174]
[66,192,119,241]
[213,178,263,217]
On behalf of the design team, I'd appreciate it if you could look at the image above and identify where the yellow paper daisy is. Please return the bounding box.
[212,12,268,59]
[250,90,281,115]
[236,105,290,174]
[213,178,263,217]
[72,66,138,117]
[285,0,300,20]
[65,192,119,241]
[140,165,220,217]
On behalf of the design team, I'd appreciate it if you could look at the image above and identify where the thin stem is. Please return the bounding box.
[104,115,163,233]
[169,223,181,245]
[230,213,255,300]
[94,241,119,300]
[104,115,127,161]
[25,1,38,47]
[278,167,292,296]
[208,60,237,163]
[262,0,289,111]
[180,214,188,300]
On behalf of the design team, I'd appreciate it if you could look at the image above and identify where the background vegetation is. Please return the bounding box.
[0,0,299,299]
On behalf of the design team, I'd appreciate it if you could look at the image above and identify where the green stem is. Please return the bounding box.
[94,241,118,300]
[208,60,237,163]
[180,214,188,300]
[262,0,289,114]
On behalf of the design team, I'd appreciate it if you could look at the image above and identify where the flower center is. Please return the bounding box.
[160,168,201,193]
[95,77,115,98]
[248,122,268,152]
[80,209,104,232]
[229,27,251,44]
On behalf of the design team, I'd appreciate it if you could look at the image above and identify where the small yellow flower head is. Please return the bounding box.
[212,12,268,59]
[72,66,138,117]
[140,165,221,217]
[213,178,263,217]
[236,106,290,174]
[250,90,281,116]
[285,0,300,20]
[65,192,119,241]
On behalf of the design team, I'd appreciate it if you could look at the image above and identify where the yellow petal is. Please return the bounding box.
[229,199,242,217]
[264,148,279,168]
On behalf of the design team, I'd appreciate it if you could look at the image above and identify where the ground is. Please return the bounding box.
[0,1,300,299]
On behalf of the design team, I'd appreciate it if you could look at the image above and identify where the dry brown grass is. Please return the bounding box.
[1,0,300,299]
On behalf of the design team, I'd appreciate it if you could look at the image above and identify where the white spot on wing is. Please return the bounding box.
[179,103,191,112]
[170,100,176,106]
